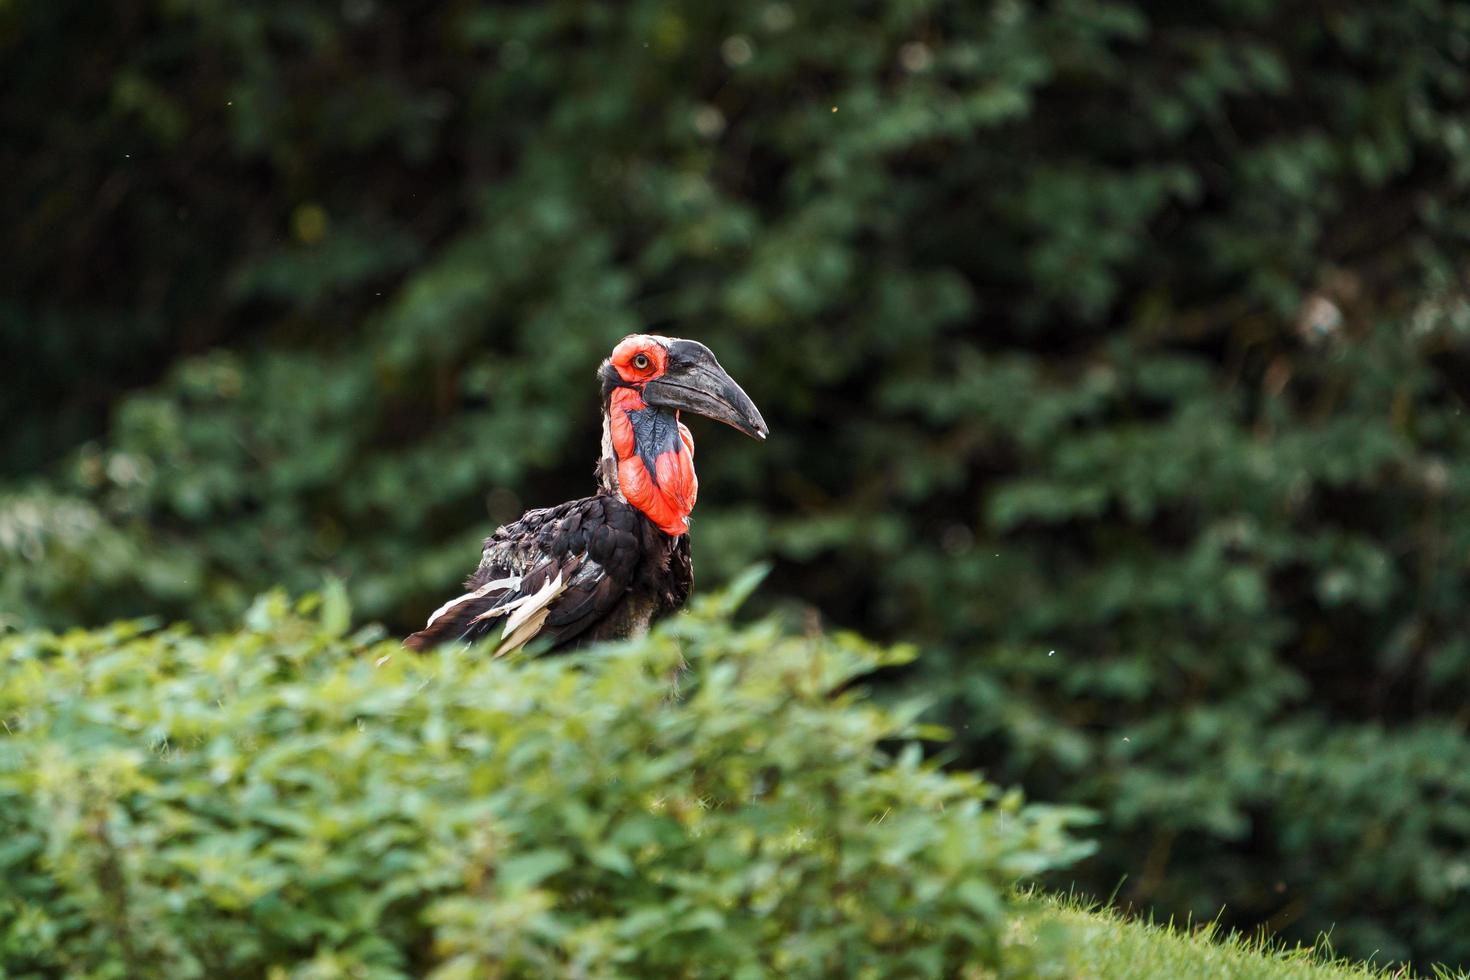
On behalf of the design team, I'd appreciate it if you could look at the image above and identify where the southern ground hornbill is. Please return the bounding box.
[404,335,767,654]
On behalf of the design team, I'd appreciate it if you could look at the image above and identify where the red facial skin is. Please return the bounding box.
[607,337,699,536]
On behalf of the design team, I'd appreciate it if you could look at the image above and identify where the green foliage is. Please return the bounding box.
[0,592,1089,978]
[8,0,1470,966]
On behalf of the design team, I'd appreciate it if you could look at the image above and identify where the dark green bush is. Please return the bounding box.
[0,582,1089,978]
[7,0,1470,965]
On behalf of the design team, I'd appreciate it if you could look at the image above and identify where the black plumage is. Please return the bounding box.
[403,493,691,653]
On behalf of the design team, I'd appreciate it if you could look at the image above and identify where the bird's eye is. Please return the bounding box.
[633,353,650,370]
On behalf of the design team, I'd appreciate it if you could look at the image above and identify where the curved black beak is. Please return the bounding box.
[642,339,768,440]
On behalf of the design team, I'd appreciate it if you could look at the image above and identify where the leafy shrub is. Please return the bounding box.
[0,582,1090,978]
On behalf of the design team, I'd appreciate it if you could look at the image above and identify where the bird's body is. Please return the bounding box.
[410,493,692,653]
[404,335,765,654]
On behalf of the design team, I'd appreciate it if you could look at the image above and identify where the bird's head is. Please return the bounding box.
[597,335,765,535]
[600,335,767,440]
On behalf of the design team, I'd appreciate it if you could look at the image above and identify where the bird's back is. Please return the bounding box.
[404,491,691,653]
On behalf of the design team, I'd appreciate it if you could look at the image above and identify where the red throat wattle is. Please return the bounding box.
[608,387,698,536]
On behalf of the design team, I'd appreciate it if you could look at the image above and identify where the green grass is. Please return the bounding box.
[1015,894,1466,980]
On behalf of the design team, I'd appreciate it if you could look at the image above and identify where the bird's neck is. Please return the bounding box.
[598,387,698,536]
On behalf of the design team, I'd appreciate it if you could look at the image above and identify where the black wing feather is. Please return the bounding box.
[404,493,649,653]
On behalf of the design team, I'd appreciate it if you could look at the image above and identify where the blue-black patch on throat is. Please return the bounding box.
[627,406,682,485]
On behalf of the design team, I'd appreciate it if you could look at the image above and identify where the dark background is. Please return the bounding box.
[6,0,1470,966]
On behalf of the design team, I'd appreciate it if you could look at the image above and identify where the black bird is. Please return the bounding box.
[404,335,767,653]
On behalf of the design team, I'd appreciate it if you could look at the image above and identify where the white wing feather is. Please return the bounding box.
[423,575,521,630]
